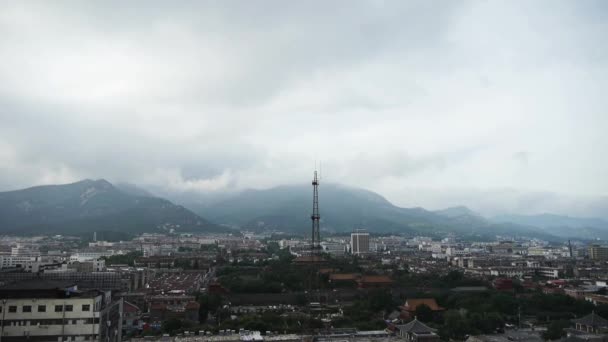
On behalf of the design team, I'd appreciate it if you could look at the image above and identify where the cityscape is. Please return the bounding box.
[1,173,608,342]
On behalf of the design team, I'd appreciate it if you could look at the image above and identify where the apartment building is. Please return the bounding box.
[0,280,122,342]
[350,232,370,255]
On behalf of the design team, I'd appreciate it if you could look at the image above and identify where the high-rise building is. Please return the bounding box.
[0,280,122,342]
[350,231,370,255]
[589,245,608,260]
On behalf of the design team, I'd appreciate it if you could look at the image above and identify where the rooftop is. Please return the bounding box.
[403,298,444,311]
[572,312,608,327]
[395,318,437,334]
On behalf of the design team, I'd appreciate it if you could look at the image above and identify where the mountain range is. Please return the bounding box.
[1,179,608,241]
[173,184,608,241]
[0,179,222,236]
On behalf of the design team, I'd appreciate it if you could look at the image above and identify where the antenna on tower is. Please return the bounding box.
[319,162,322,180]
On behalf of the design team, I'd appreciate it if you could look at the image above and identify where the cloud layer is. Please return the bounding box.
[1,1,607,216]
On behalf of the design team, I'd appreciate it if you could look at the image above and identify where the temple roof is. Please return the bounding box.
[572,312,608,327]
[395,318,437,334]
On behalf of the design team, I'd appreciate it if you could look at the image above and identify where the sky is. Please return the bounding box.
[1,1,607,217]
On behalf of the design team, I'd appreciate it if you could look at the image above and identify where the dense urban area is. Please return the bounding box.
[2,228,608,342]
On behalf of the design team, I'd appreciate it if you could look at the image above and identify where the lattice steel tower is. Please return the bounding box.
[311,170,321,253]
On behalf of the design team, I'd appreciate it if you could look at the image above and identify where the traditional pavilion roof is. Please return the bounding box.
[395,318,437,334]
[572,312,608,327]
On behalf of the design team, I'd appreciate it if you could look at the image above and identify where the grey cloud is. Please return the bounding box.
[0,0,607,217]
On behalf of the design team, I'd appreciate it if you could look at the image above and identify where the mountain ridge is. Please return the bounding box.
[0,179,224,235]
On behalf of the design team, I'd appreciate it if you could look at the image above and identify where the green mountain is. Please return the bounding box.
[187,183,557,240]
[0,179,223,235]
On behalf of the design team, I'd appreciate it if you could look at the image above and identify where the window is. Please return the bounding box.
[38,305,46,312]
[65,305,73,312]
[9,306,17,313]
[82,304,90,311]
[22,305,32,312]
[55,305,63,312]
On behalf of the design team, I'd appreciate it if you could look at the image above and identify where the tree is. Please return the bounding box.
[542,320,570,340]
[198,293,223,324]
[367,289,395,313]
[103,251,142,266]
[440,310,472,341]
[162,318,182,335]
[415,304,434,323]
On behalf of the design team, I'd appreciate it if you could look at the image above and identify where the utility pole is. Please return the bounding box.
[0,299,7,342]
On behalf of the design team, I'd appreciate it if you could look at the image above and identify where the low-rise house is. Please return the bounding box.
[122,300,143,335]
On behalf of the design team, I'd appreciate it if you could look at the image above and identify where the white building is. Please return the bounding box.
[70,250,116,262]
[0,280,122,341]
[321,242,346,256]
[350,232,370,255]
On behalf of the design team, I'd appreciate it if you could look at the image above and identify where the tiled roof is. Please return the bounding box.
[359,275,393,283]
[404,298,444,311]
[329,273,358,281]
[395,318,436,334]
[123,301,141,313]
[572,312,608,327]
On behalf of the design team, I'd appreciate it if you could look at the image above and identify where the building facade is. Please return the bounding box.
[589,245,608,260]
[0,280,122,342]
[350,232,370,255]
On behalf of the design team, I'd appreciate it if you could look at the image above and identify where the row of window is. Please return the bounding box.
[2,304,91,313]
[3,317,101,325]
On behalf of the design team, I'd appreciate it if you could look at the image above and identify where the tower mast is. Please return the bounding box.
[311,170,321,253]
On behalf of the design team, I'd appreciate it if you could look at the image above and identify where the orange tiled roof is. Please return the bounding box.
[403,298,444,311]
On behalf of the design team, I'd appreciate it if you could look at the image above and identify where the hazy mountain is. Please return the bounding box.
[492,213,608,240]
[434,206,481,218]
[177,183,558,240]
[115,182,155,198]
[0,179,223,235]
[493,213,608,229]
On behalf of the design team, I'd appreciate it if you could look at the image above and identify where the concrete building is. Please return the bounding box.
[589,245,608,260]
[350,232,370,255]
[0,279,122,342]
[70,250,116,262]
[321,242,346,256]
[68,259,106,272]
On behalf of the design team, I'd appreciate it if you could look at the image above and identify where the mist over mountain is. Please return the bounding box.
[492,213,608,240]
[2,179,607,241]
[163,183,561,240]
[0,179,223,235]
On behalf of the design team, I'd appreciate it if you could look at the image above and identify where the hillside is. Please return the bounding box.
[0,179,223,235]
[182,183,557,240]
[492,213,608,240]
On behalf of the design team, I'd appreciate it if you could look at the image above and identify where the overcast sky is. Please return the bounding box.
[1,1,607,216]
